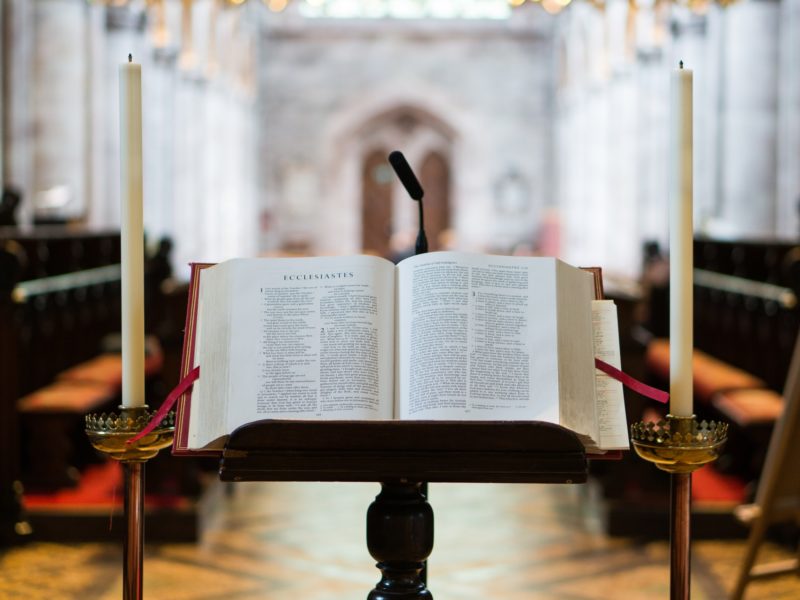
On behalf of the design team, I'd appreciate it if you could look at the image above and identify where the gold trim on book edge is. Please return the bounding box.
[176,263,214,450]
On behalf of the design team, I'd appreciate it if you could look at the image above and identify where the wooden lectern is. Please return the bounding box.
[220,420,588,599]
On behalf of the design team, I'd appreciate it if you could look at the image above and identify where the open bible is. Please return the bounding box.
[173,252,628,455]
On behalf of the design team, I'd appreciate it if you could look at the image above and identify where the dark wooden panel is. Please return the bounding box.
[221,420,587,484]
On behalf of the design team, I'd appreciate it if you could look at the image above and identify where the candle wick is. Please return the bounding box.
[679,60,684,69]
[128,53,133,63]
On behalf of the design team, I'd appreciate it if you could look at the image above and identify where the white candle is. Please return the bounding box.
[119,54,145,408]
[669,62,694,417]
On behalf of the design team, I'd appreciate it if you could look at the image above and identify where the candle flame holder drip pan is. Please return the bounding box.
[631,414,728,474]
[86,406,175,462]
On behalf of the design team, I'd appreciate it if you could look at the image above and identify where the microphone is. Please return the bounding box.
[388,151,428,255]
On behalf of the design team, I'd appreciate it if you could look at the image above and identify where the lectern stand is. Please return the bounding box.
[219,420,587,599]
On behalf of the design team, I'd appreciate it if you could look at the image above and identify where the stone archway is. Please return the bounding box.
[418,150,451,251]
[361,148,393,257]
[347,104,456,258]
[318,83,490,256]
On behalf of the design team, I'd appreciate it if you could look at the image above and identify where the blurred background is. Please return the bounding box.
[1,1,800,598]
[4,0,797,275]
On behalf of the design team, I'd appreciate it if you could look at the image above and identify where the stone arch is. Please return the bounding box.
[317,82,490,255]
[418,150,451,251]
[361,147,393,257]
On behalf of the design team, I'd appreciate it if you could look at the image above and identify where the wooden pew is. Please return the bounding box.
[0,228,211,544]
[0,242,26,544]
[0,228,169,493]
[596,238,800,538]
[645,238,800,481]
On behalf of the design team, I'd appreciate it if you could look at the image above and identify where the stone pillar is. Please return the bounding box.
[30,0,92,222]
[145,47,179,243]
[635,53,670,252]
[718,0,781,236]
[3,0,35,223]
[104,7,147,230]
[776,0,800,237]
[670,10,716,234]
[606,74,640,277]
[86,3,107,228]
[172,72,205,275]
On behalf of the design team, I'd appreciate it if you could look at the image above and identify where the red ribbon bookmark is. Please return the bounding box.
[127,359,664,446]
[126,366,200,445]
[594,358,669,404]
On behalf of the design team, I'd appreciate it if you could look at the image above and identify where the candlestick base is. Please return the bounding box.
[630,414,728,474]
[85,405,174,600]
[86,405,175,462]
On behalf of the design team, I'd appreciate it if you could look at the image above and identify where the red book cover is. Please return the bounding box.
[172,263,218,456]
[170,261,624,459]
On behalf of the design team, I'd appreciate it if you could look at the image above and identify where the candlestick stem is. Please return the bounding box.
[671,472,692,600]
[124,462,144,600]
[85,405,174,600]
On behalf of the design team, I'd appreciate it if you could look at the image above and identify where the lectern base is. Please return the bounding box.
[367,482,433,600]
[220,420,588,598]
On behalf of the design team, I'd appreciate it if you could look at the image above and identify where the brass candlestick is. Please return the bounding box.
[631,414,728,600]
[86,405,175,600]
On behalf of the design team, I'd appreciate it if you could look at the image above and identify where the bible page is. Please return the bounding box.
[395,252,561,422]
[554,261,598,444]
[188,264,233,449]
[223,255,396,432]
[591,300,629,450]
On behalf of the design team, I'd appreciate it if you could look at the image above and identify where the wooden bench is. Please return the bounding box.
[0,228,211,544]
[643,238,800,482]
[16,339,165,491]
[595,239,800,538]
[645,339,767,405]
[17,381,119,489]
[0,228,169,494]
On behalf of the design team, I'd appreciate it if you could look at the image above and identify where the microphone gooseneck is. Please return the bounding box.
[388,151,424,200]
[388,151,428,255]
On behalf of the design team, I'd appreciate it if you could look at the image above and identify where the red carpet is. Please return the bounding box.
[692,464,747,504]
[24,461,189,509]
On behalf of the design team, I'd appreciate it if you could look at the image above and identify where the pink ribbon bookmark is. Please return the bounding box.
[127,359,664,447]
[126,366,200,445]
[595,358,669,404]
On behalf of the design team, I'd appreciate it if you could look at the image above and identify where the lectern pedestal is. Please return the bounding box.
[219,420,587,599]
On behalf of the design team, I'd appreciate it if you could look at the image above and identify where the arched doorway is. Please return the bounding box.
[419,151,451,250]
[361,148,393,257]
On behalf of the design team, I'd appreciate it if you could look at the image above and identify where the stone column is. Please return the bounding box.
[776,0,800,237]
[172,72,205,275]
[145,47,179,243]
[634,52,670,252]
[30,0,92,222]
[670,9,716,233]
[3,0,35,223]
[606,74,641,277]
[104,7,147,229]
[718,0,780,236]
[86,3,107,228]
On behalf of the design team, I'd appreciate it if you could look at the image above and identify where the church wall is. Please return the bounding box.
[717,0,781,236]
[256,14,556,255]
[1,1,260,279]
[2,1,797,281]
[777,0,800,237]
[554,0,799,279]
[3,0,35,224]
[30,0,90,222]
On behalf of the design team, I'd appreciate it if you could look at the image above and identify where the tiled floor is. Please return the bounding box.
[1,481,799,599]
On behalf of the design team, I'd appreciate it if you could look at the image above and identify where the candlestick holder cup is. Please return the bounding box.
[85,405,175,600]
[630,414,728,474]
[631,413,728,600]
[85,405,175,461]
